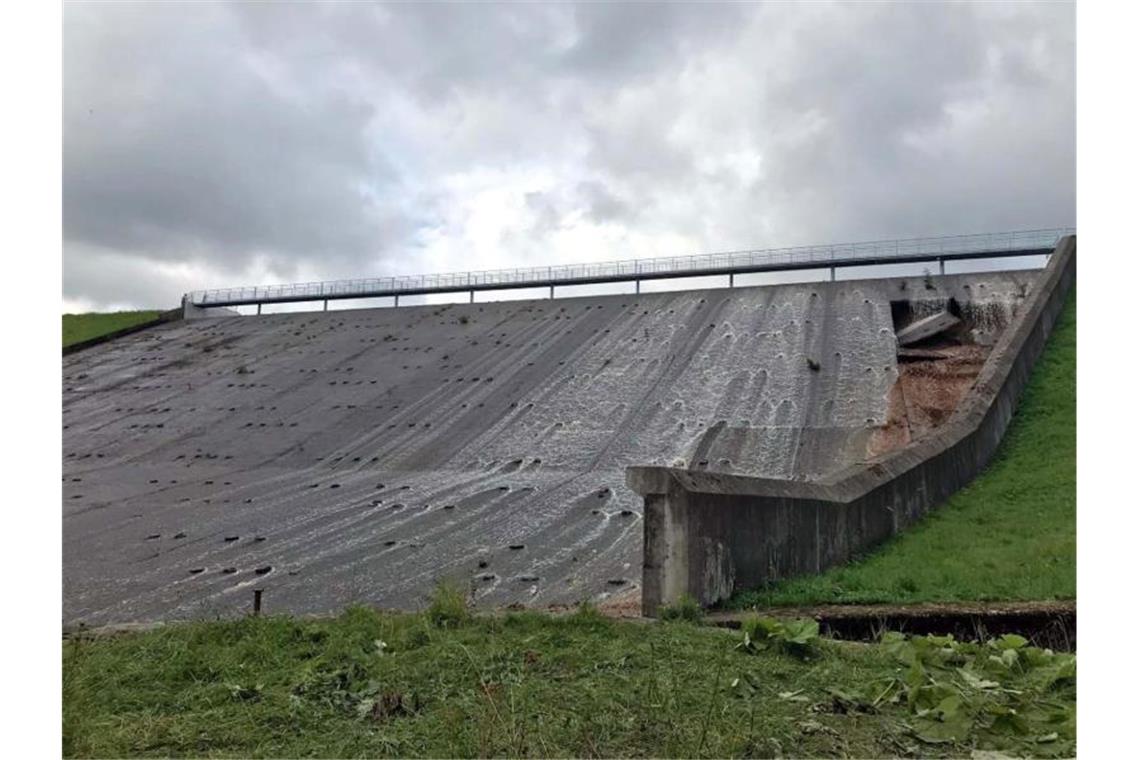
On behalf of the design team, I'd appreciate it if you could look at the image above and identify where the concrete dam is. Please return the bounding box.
[63,267,1046,625]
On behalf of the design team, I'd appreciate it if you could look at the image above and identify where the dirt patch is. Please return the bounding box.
[869,341,991,458]
[595,587,643,618]
[897,343,990,434]
[543,587,645,620]
[868,380,912,455]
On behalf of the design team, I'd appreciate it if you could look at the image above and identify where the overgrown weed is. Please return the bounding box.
[659,595,704,624]
[426,579,470,628]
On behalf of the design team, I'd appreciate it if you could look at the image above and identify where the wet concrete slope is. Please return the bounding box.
[63,270,1038,624]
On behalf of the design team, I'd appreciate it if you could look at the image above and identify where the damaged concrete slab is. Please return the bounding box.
[896,309,961,346]
[628,236,1075,615]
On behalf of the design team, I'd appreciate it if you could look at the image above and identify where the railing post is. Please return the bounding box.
[830,267,836,282]
[256,303,262,315]
[469,290,474,304]
[635,279,640,295]
[729,273,734,288]
[394,295,399,308]
[549,285,554,299]
[938,258,945,275]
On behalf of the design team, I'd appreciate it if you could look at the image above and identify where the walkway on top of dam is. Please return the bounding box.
[185,228,1072,310]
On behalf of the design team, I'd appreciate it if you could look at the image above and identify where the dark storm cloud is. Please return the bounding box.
[743,1,1075,242]
[64,3,411,281]
[559,1,747,80]
[576,181,632,224]
[63,1,1074,311]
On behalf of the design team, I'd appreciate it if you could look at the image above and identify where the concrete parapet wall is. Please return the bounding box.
[628,236,1076,616]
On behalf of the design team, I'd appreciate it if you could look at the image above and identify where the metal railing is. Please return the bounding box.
[186,227,1073,308]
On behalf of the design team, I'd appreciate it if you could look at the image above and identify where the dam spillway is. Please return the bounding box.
[63,269,1039,625]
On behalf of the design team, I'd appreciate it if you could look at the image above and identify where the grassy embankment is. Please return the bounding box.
[63,592,1075,758]
[731,293,1076,609]
[63,311,161,349]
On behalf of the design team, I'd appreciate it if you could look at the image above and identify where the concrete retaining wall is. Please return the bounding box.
[627,236,1076,616]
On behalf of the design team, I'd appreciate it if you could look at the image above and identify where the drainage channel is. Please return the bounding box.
[708,601,1075,652]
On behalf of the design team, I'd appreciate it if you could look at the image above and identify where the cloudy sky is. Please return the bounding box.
[63,1,1074,312]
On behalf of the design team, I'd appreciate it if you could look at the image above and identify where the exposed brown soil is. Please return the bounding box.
[869,341,991,458]
[899,343,991,432]
[595,587,643,618]
[868,380,912,455]
[543,587,644,619]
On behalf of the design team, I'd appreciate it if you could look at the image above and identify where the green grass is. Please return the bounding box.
[63,311,161,348]
[63,604,1074,758]
[730,293,1076,609]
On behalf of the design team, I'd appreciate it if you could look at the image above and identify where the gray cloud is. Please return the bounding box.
[64,3,409,280]
[64,1,1075,310]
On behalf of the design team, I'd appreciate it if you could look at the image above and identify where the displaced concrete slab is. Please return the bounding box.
[896,310,961,346]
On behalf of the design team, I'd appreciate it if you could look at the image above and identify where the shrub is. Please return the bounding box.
[659,595,704,624]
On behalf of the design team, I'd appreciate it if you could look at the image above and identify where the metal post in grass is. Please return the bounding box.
[253,588,263,616]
